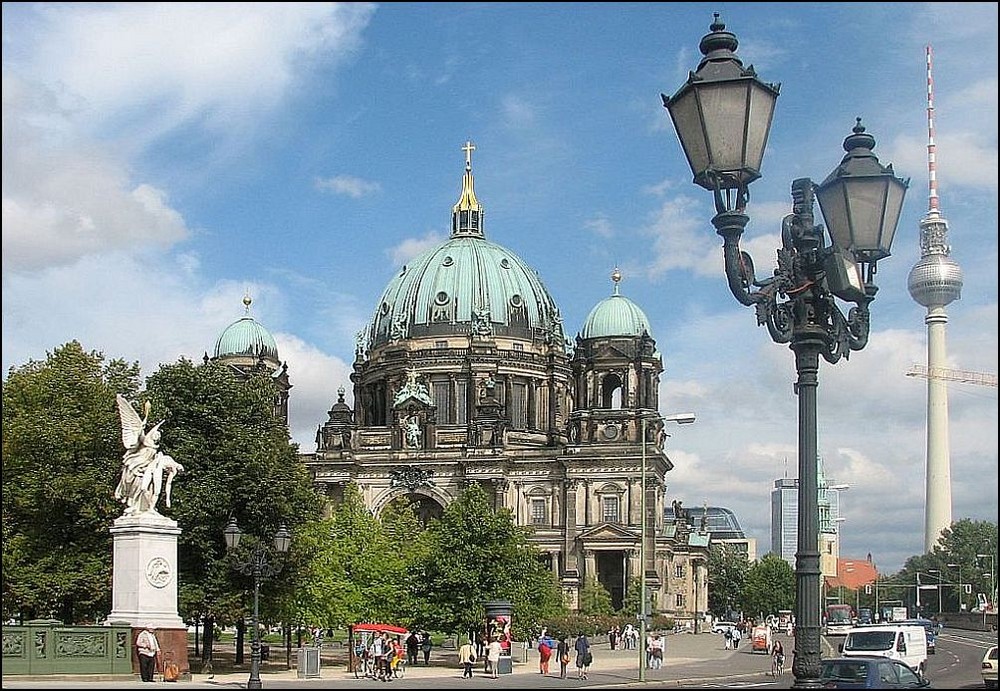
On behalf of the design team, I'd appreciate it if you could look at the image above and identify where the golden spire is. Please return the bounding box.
[451,140,484,237]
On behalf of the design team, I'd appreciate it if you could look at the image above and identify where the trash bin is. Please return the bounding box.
[497,654,513,675]
[260,644,270,661]
[297,646,321,679]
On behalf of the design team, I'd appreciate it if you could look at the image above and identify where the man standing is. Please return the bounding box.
[135,627,160,682]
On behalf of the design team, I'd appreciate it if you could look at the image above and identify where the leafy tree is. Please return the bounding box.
[742,553,795,619]
[141,358,322,652]
[707,543,750,619]
[578,577,615,616]
[893,519,998,614]
[2,341,141,623]
[410,483,565,638]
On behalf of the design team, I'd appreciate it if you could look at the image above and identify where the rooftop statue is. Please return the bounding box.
[114,394,183,517]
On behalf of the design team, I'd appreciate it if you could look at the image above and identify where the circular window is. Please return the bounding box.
[510,294,523,308]
[435,291,450,305]
[500,258,511,269]
[380,302,390,315]
[442,256,454,267]
[602,424,619,440]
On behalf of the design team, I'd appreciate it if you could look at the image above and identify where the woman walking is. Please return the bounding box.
[556,636,571,679]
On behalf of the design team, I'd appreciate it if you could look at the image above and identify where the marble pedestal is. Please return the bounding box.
[108,512,189,679]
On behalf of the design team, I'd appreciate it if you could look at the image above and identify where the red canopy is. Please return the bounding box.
[352,623,409,635]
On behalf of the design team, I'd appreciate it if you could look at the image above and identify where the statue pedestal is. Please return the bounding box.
[108,512,189,679]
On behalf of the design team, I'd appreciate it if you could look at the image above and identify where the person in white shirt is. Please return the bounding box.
[135,628,160,682]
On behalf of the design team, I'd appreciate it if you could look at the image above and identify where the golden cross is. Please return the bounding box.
[462,140,476,170]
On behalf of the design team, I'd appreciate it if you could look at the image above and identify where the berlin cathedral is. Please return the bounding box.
[211,144,709,623]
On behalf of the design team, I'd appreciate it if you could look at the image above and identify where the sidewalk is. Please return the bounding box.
[2,630,767,687]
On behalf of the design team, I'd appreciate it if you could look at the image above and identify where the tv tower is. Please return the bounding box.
[906,45,964,553]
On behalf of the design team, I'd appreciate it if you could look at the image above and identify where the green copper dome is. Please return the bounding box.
[364,144,565,351]
[214,296,279,364]
[580,268,652,339]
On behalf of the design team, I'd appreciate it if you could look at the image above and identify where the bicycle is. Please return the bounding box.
[771,652,785,676]
[353,649,375,679]
[393,657,407,679]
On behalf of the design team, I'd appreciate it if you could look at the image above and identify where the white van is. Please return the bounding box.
[839,624,928,675]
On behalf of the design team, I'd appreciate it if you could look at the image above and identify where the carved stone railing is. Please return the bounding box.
[2,621,134,676]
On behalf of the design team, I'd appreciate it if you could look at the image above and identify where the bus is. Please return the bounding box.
[824,603,854,636]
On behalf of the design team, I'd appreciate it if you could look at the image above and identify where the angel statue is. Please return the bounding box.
[114,394,184,517]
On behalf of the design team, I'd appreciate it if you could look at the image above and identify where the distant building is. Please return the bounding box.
[771,472,846,578]
[771,478,798,567]
[675,505,757,562]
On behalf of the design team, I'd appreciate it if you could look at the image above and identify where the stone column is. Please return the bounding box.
[108,512,189,680]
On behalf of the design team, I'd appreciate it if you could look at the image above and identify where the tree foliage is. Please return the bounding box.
[578,577,615,616]
[2,341,141,622]
[707,543,750,618]
[410,483,565,637]
[742,553,795,619]
[142,358,322,627]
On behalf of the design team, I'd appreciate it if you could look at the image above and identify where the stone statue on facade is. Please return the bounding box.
[114,394,183,517]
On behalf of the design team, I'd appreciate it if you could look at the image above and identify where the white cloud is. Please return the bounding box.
[13,3,375,139]
[2,77,189,272]
[388,231,445,268]
[315,174,382,198]
[501,94,537,128]
[584,214,614,238]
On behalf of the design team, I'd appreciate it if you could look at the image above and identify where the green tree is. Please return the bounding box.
[141,359,322,642]
[2,341,141,623]
[411,483,564,638]
[742,553,795,619]
[578,577,615,616]
[707,543,750,619]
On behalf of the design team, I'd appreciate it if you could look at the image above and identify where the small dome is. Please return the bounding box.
[214,296,279,365]
[580,269,652,339]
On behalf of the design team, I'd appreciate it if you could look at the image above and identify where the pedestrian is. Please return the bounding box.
[724,627,733,650]
[574,632,591,680]
[486,636,502,679]
[406,631,419,666]
[135,627,160,682]
[648,633,664,669]
[556,635,570,679]
[732,626,742,649]
[420,630,432,665]
[537,634,553,674]
[458,637,476,678]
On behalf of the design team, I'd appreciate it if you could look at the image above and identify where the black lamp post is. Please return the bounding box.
[224,518,292,690]
[662,15,908,689]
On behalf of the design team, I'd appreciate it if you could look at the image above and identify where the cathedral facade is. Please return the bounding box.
[303,145,709,621]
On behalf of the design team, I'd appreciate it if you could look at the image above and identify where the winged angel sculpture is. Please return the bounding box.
[114,394,183,517]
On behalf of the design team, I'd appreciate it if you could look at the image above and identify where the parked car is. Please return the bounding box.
[819,656,930,689]
[711,621,737,635]
[983,645,998,688]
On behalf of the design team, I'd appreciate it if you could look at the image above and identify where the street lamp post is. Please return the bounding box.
[224,518,292,690]
[977,553,997,611]
[639,412,695,681]
[947,563,964,612]
[662,15,908,689]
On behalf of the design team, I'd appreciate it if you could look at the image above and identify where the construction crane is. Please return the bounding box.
[906,364,997,388]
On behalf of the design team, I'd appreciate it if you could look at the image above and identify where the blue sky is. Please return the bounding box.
[3,3,996,575]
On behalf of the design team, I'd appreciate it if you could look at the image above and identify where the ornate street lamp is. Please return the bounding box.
[224,518,292,690]
[662,14,908,688]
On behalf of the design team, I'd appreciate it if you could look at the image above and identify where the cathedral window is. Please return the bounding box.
[510,382,528,430]
[675,593,685,608]
[530,498,547,525]
[432,380,450,423]
[602,495,620,523]
[674,564,685,579]
[455,379,467,425]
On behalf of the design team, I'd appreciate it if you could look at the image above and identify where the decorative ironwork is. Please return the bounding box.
[2,631,25,657]
[389,465,436,491]
[55,633,108,657]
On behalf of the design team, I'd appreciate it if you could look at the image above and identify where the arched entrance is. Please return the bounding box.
[382,492,444,525]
